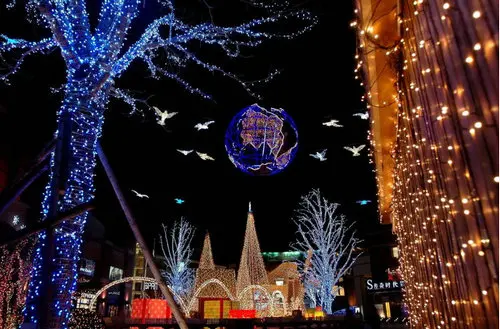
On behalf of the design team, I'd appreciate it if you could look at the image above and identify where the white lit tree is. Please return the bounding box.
[159,218,196,304]
[291,189,362,314]
[0,0,316,327]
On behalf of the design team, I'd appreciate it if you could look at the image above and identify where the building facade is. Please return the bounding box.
[75,215,135,317]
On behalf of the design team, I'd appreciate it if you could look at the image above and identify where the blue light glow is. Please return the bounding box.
[225,104,299,176]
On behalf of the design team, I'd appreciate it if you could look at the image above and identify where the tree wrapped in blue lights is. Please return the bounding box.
[159,219,195,305]
[291,189,362,314]
[0,1,316,327]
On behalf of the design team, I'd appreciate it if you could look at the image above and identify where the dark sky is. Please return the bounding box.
[0,0,379,265]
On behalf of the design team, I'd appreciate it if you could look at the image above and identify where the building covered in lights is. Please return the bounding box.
[354,0,498,328]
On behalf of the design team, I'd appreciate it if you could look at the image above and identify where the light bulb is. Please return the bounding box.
[472,11,481,18]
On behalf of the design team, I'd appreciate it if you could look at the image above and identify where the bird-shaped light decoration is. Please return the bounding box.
[154,106,178,126]
[356,200,372,205]
[177,149,193,156]
[322,119,343,127]
[344,145,366,156]
[131,189,149,199]
[175,198,185,204]
[353,112,369,120]
[194,120,215,131]
[196,151,215,161]
[310,149,327,161]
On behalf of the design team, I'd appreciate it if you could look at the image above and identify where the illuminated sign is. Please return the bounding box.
[79,259,95,277]
[366,279,405,291]
[144,281,158,290]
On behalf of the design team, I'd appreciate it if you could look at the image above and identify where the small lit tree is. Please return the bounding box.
[159,218,195,304]
[291,189,362,314]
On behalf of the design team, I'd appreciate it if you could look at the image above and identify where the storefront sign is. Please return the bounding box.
[79,259,95,277]
[366,279,405,291]
[144,281,158,290]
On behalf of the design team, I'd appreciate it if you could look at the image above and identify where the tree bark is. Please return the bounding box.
[24,86,105,329]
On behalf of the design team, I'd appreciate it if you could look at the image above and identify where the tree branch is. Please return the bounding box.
[0,36,56,81]
[110,87,155,115]
[111,6,317,98]
[38,1,79,64]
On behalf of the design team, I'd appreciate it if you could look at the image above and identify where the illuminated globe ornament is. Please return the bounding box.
[225,104,299,176]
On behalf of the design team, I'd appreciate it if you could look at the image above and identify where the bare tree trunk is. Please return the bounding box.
[97,143,189,329]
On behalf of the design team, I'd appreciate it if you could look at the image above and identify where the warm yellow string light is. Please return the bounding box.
[353,0,498,328]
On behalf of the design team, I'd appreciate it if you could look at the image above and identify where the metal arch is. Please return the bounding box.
[88,276,188,315]
[187,278,235,312]
[270,290,288,316]
[237,284,276,315]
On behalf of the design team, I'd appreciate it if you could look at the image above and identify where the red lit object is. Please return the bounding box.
[229,309,256,318]
[131,298,171,328]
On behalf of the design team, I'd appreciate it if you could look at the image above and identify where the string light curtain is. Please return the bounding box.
[354,0,498,328]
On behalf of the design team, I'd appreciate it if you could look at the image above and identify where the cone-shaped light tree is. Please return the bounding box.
[236,202,269,308]
[199,232,215,270]
[0,1,316,327]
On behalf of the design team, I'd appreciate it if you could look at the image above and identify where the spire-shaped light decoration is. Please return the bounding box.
[198,232,215,270]
[236,204,269,309]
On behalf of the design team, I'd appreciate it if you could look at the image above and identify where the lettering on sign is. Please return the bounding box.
[144,281,158,290]
[366,279,405,291]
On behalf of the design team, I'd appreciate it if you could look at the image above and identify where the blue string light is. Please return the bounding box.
[1,1,317,327]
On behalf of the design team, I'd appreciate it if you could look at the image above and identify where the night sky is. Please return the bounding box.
[0,0,379,265]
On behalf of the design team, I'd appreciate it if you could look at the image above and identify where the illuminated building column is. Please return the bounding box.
[353,0,498,328]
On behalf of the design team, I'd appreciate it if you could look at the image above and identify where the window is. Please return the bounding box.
[275,278,284,286]
[392,247,400,258]
[109,266,123,281]
[333,285,345,296]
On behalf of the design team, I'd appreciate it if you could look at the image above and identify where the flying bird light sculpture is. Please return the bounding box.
[177,149,193,156]
[356,200,372,205]
[196,152,215,161]
[175,198,185,204]
[344,145,366,156]
[154,106,178,126]
[353,112,369,120]
[322,119,343,127]
[310,149,327,161]
[194,121,215,131]
[131,190,149,199]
